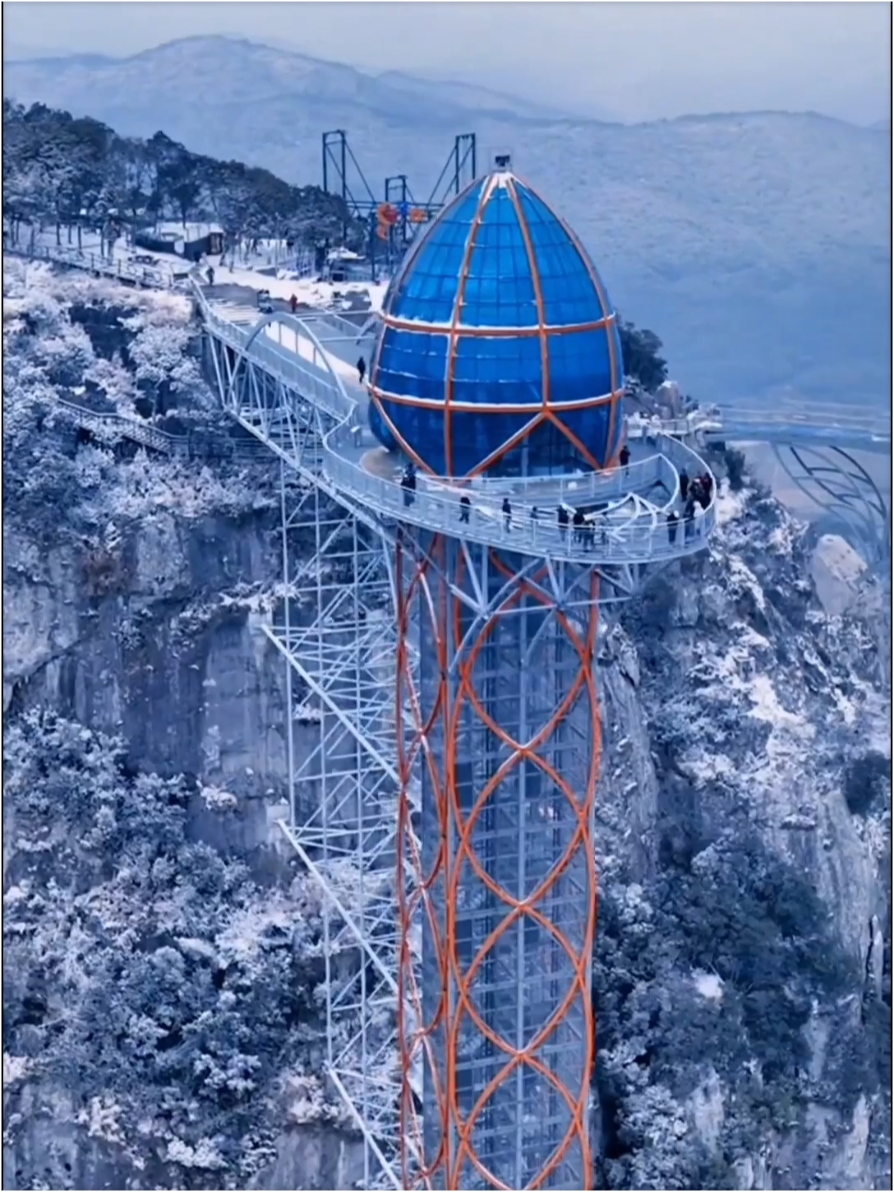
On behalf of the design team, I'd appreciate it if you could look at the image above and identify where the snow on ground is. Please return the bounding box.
[222,263,388,312]
[810,533,868,615]
[24,225,193,277]
[692,970,724,1001]
[713,480,752,527]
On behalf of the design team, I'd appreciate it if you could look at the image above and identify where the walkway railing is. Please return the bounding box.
[6,241,179,290]
[196,286,717,565]
[55,398,187,454]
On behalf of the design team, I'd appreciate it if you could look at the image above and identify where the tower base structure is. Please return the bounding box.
[396,531,600,1191]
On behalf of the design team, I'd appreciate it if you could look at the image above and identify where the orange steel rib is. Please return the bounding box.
[445,180,491,475]
[397,535,599,1190]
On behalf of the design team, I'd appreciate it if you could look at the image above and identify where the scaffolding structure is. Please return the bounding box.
[321,130,478,271]
[195,263,717,1188]
[396,536,600,1189]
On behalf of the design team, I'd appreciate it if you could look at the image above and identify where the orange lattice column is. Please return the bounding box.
[397,531,599,1190]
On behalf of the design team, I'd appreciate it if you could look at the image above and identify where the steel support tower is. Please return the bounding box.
[396,537,599,1189]
[194,261,716,1189]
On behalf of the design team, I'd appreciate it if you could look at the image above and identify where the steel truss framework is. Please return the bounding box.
[395,534,601,1190]
[200,312,691,1190]
[772,442,891,567]
[203,323,411,1188]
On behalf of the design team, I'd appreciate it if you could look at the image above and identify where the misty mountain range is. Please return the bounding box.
[4,34,891,406]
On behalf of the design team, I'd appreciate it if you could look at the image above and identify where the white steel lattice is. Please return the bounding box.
[198,301,716,1191]
[202,326,411,1188]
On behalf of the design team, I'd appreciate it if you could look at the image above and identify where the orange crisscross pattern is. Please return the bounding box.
[369,172,624,480]
[396,537,600,1190]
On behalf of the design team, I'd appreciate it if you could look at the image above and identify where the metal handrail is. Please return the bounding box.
[194,285,717,564]
[716,406,889,435]
[7,242,177,290]
[55,398,188,453]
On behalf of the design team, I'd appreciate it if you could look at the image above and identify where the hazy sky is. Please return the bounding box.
[4,1,891,125]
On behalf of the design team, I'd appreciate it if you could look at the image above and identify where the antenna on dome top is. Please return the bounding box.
[494,152,512,170]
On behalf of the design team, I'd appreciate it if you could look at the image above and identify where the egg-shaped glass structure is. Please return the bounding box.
[368,165,625,477]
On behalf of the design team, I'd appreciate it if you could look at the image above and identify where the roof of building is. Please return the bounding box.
[368,163,625,478]
[150,222,224,242]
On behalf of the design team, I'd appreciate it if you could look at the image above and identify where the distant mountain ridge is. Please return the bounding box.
[3,35,890,406]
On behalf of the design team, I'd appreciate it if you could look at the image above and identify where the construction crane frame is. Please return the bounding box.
[321,130,478,272]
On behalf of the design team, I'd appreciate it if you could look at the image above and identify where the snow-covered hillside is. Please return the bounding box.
[2,263,890,1189]
[4,36,890,406]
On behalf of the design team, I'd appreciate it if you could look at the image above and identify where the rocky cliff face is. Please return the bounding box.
[591,483,890,1190]
[3,265,890,1189]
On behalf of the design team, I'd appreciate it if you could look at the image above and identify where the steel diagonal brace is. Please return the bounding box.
[262,624,400,785]
[326,1067,403,1191]
[278,819,398,994]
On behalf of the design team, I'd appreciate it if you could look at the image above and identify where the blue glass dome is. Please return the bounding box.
[368,165,625,478]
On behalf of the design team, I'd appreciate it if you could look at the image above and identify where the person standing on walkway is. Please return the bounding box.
[459,495,471,524]
[401,465,416,508]
[679,470,690,501]
[684,496,696,539]
[502,496,512,532]
[619,444,630,473]
[357,356,367,385]
[290,293,298,314]
[667,510,679,545]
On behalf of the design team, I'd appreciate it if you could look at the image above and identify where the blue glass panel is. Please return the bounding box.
[609,319,624,391]
[368,399,398,451]
[546,329,613,404]
[516,185,611,327]
[389,181,486,324]
[498,417,592,475]
[460,184,538,328]
[452,335,541,406]
[449,410,534,476]
[375,327,448,401]
[381,403,449,474]
[555,402,614,469]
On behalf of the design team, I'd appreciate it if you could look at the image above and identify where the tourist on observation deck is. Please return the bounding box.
[619,444,630,473]
[502,497,512,532]
[290,294,298,314]
[679,470,690,500]
[357,356,367,384]
[572,508,586,544]
[401,465,416,508]
[667,510,679,544]
[684,495,697,539]
[557,506,570,538]
[459,495,471,524]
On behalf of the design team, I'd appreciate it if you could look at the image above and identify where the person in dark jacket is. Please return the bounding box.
[572,508,586,544]
[667,510,679,545]
[619,444,631,472]
[357,356,367,384]
[289,293,298,314]
[401,466,416,508]
[459,495,471,524]
[701,472,714,500]
[502,497,512,532]
[557,506,570,538]
[206,266,215,286]
[679,470,690,501]
[697,482,711,510]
